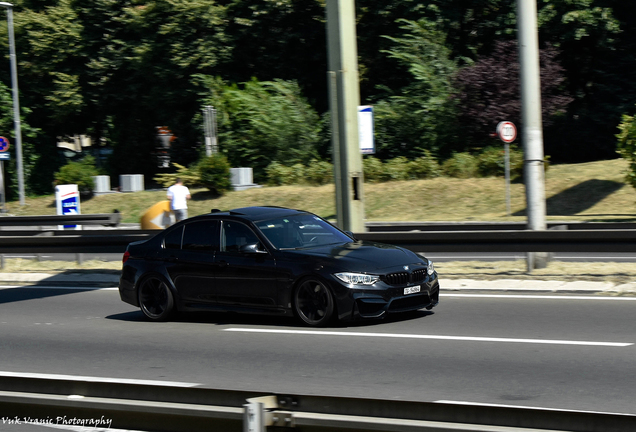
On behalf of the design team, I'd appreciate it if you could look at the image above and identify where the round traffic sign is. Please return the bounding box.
[496,121,517,143]
[0,136,9,152]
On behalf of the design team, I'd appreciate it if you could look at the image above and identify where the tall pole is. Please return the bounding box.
[203,106,212,157]
[1,2,24,206]
[202,106,218,156]
[326,0,365,232]
[517,0,547,269]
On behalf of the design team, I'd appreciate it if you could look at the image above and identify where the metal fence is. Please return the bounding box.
[0,373,634,432]
[1,228,636,254]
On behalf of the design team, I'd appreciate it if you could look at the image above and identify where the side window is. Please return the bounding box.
[164,226,183,249]
[182,220,220,252]
[221,221,260,252]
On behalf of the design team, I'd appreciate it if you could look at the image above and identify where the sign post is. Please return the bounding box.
[497,121,517,217]
[0,136,10,213]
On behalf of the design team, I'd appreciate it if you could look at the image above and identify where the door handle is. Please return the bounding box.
[215,260,228,268]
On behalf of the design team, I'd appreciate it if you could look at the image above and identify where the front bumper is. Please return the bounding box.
[343,276,440,320]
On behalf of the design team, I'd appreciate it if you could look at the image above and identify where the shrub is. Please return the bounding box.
[304,159,333,185]
[509,146,526,179]
[476,146,523,179]
[407,151,441,179]
[441,152,478,178]
[266,162,304,186]
[198,154,231,195]
[54,156,98,195]
[384,157,410,181]
[617,113,636,189]
[363,157,388,183]
[476,146,506,177]
[153,163,201,188]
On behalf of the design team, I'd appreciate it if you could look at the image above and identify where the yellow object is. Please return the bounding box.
[140,200,174,230]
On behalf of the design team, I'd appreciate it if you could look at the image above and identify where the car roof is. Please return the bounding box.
[202,206,306,222]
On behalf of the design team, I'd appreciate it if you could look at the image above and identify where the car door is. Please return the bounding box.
[214,220,282,310]
[167,220,220,304]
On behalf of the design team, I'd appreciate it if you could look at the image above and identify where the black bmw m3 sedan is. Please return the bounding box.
[119,206,439,327]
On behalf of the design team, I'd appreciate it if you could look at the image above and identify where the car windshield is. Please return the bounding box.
[256,213,352,250]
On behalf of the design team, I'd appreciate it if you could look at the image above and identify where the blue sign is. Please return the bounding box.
[0,136,9,152]
[55,185,81,230]
[0,153,10,160]
[358,106,375,154]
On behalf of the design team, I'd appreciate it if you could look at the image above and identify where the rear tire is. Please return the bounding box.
[293,278,335,327]
[138,276,174,321]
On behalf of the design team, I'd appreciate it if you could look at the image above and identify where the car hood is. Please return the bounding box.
[283,241,423,271]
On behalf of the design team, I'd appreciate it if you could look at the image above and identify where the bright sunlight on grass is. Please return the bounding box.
[3,159,634,224]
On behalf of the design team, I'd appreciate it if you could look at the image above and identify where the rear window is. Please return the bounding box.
[163,226,183,249]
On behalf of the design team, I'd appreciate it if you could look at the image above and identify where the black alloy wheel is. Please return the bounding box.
[138,276,175,321]
[294,278,335,327]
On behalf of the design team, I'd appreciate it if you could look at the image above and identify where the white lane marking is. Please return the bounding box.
[224,328,633,347]
[0,371,200,387]
[435,400,636,417]
[0,285,118,290]
[442,294,636,301]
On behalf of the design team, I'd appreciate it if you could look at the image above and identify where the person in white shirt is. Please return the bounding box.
[166,178,191,222]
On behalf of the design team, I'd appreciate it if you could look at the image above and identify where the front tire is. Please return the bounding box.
[293,278,335,327]
[138,276,175,321]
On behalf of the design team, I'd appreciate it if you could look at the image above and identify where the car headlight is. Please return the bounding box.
[334,272,379,286]
[427,260,435,276]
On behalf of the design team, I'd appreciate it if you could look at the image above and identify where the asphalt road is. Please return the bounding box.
[0,285,635,424]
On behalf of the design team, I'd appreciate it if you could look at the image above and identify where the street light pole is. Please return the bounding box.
[517,0,547,269]
[326,0,365,232]
[0,2,24,206]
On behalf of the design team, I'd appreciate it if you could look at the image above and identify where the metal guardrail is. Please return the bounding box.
[0,374,634,432]
[365,221,636,231]
[354,229,636,253]
[2,228,636,254]
[0,212,122,228]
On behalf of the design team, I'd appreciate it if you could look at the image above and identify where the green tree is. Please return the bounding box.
[372,19,459,159]
[198,77,322,182]
[537,0,624,161]
[75,0,231,177]
[220,0,327,110]
[9,0,231,186]
[0,82,40,199]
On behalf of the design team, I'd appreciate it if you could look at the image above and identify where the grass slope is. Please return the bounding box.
[3,159,634,224]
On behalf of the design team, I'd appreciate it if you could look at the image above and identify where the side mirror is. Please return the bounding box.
[240,242,268,254]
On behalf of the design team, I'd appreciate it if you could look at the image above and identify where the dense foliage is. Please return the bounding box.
[455,41,572,147]
[197,153,232,196]
[0,0,635,196]
[197,77,323,182]
[616,112,636,189]
[53,155,98,195]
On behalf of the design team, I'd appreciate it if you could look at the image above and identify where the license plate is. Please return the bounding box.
[404,285,421,295]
